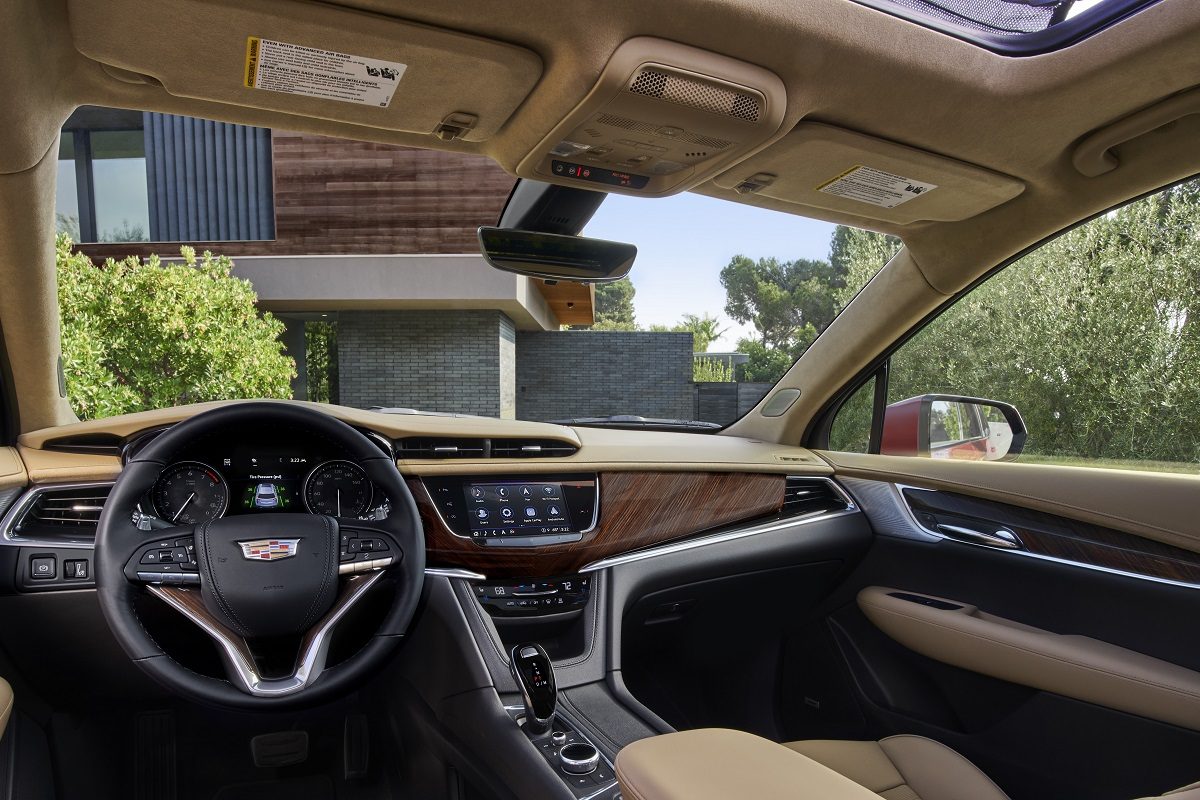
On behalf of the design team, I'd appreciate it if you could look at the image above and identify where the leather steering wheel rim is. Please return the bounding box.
[94,401,425,709]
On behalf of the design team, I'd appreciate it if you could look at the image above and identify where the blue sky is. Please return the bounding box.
[584,192,837,350]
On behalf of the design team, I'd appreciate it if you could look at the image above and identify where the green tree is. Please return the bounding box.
[735,338,797,383]
[720,255,846,349]
[56,235,295,420]
[829,226,902,306]
[590,278,637,330]
[305,320,338,403]
[675,313,727,353]
[888,181,1200,465]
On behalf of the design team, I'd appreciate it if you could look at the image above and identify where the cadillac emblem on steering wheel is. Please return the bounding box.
[238,539,301,561]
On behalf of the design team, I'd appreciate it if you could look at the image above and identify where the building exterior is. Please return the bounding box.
[62,107,701,421]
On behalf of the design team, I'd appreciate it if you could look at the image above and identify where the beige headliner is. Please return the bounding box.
[2,0,1200,443]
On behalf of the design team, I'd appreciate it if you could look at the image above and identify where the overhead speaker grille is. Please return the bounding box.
[596,113,657,134]
[627,69,762,122]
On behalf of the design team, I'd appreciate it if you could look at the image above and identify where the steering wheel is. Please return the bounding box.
[94,402,425,709]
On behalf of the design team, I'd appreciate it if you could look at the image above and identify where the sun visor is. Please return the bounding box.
[712,122,1025,225]
[68,0,542,142]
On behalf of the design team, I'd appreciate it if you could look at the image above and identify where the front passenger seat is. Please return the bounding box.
[785,736,1200,800]
[0,677,11,737]
[784,736,1008,800]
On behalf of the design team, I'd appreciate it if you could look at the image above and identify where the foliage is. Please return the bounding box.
[830,226,902,306]
[885,181,1200,465]
[648,313,729,353]
[735,338,799,383]
[305,320,338,403]
[828,377,876,453]
[56,235,295,420]
[588,278,637,330]
[720,255,846,349]
[693,357,734,383]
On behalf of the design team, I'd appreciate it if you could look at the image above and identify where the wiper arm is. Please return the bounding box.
[550,415,722,432]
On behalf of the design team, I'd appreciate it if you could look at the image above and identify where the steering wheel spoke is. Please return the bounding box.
[337,522,404,575]
[147,571,386,697]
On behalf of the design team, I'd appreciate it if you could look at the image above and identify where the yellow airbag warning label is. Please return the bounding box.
[816,165,937,209]
[244,37,406,108]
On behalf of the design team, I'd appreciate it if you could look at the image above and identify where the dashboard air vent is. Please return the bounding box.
[396,437,578,459]
[490,439,579,458]
[26,486,112,526]
[781,477,851,518]
[396,437,488,459]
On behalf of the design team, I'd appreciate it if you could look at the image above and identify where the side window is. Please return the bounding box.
[829,179,1200,474]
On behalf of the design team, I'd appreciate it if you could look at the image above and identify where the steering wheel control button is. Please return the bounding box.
[30,555,56,580]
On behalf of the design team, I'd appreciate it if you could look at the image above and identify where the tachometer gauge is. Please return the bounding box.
[304,460,373,517]
[152,461,229,525]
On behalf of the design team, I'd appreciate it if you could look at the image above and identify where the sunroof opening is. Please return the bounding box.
[849,0,1163,55]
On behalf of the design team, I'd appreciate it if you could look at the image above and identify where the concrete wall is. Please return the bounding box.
[337,310,516,417]
[516,331,694,421]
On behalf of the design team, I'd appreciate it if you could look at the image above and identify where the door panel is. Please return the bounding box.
[777,460,1200,800]
[823,452,1200,555]
[784,534,1200,800]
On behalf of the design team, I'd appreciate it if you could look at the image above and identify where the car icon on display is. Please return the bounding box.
[253,483,280,509]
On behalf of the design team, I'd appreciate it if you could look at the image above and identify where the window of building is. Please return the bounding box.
[56,106,275,244]
[828,177,1200,474]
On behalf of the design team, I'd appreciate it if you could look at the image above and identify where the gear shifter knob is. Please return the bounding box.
[510,643,556,734]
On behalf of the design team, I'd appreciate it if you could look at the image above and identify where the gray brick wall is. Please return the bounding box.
[337,310,516,417]
[516,331,694,421]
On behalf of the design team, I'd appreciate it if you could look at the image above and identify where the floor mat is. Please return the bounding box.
[212,775,334,800]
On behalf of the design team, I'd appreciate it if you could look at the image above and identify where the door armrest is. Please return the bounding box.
[615,728,883,800]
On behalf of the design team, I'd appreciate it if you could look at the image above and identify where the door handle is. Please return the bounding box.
[936,523,1023,550]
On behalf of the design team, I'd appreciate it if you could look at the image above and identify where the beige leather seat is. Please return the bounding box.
[0,676,11,737]
[784,736,1008,800]
[784,737,1200,800]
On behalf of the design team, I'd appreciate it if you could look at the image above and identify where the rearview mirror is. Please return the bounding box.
[881,394,1027,461]
[477,226,636,283]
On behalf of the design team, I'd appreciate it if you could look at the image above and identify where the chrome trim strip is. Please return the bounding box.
[147,569,385,697]
[425,567,487,580]
[0,481,116,549]
[580,478,860,572]
[894,483,1200,591]
[418,473,601,541]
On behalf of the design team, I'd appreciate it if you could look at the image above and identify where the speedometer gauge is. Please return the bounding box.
[304,460,373,517]
[152,461,229,525]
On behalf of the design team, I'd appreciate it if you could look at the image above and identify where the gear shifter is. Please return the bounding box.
[510,642,556,734]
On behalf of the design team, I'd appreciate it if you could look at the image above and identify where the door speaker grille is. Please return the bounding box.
[627,69,762,122]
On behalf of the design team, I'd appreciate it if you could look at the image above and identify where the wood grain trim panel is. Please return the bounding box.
[904,489,1200,585]
[415,472,786,578]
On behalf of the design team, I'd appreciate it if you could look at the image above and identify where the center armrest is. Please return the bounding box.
[615,728,884,800]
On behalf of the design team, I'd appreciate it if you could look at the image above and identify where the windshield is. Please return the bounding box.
[54,108,891,426]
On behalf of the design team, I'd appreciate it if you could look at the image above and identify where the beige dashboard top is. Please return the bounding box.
[14,399,829,484]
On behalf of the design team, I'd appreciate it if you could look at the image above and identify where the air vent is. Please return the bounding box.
[627,68,762,122]
[396,437,488,459]
[27,486,111,525]
[7,484,114,543]
[42,433,124,457]
[781,478,851,519]
[490,439,579,458]
[396,437,578,459]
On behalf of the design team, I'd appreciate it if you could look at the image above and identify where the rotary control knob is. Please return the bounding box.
[558,742,599,775]
[551,731,568,747]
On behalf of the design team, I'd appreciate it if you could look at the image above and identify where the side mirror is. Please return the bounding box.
[477,226,636,283]
[881,394,1027,462]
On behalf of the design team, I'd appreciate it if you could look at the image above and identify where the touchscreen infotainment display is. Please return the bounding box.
[464,481,575,536]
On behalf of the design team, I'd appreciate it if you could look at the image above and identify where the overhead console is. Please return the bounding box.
[517,38,788,197]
